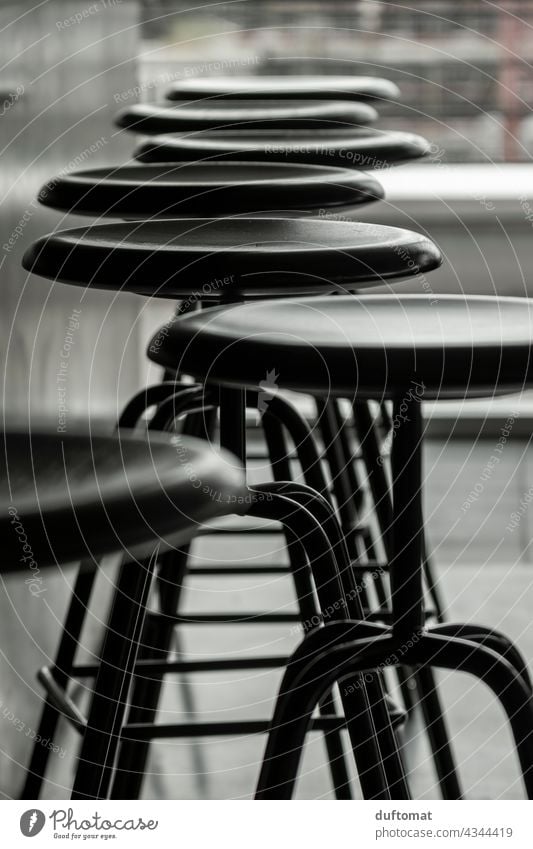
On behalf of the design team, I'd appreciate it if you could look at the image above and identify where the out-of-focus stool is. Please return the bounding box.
[38,160,384,219]
[135,127,429,168]
[115,99,378,137]
[5,427,245,799]
[165,75,400,103]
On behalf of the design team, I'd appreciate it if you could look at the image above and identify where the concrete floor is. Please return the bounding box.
[10,436,533,800]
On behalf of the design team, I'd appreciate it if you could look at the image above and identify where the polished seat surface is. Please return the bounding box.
[39,161,384,217]
[147,294,533,400]
[23,218,441,299]
[166,75,400,102]
[136,129,428,167]
[116,100,378,135]
[1,428,244,569]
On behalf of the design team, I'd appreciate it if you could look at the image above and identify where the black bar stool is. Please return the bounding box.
[2,428,245,564]
[115,99,377,137]
[38,160,384,220]
[136,127,429,169]
[23,218,437,299]
[147,292,533,799]
[3,426,245,799]
[165,75,400,103]
[22,216,441,800]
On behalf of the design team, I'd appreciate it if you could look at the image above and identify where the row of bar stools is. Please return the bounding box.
[154,70,447,663]
[23,215,452,800]
[27,162,390,799]
[118,73,441,639]
[21,75,447,799]
[148,292,533,800]
[136,76,422,166]
[22,87,394,799]
[120,75,438,621]
[25,77,408,802]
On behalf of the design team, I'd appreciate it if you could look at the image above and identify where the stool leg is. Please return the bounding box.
[256,626,533,799]
[249,491,409,799]
[256,622,390,799]
[21,562,97,799]
[412,665,462,798]
[110,400,208,799]
[71,551,156,800]
[261,402,409,794]
[109,548,189,799]
[431,623,532,690]
[262,412,353,798]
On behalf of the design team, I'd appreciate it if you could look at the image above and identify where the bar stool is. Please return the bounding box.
[38,160,384,219]
[136,127,429,168]
[3,426,245,798]
[147,292,533,799]
[165,75,401,103]
[22,216,443,800]
[115,99,377,137]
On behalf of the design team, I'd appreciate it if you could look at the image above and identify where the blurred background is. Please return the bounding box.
[2,0,533,800]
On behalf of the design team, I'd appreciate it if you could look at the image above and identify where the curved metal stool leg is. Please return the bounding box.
[110,388,214,798]
[430,623,532,691]
[248,490,409,800]
[72,551,158,800]
[21,562,97,798]
[256,626,533,799]
[262,399,460,798]
[259,416,353,798]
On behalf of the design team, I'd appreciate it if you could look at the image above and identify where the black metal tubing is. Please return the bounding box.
[22,382,198,799]
[255,419,354,799]
[353,400,444,623]
[387,393,463,798]
[109,387,211,799]
[72,550,158,799]
[247,489,408,800]
[253,480,409,796]
[256,619,387,800]
[21,564,98,798]
[430,623,532,691]
[219,385,247,465]
[352,401,394,560]
[390,394,425,641]
[260,403,416,792]
[148,386,216,433]
[120,717,347,741]
[256,625,533,800]
[117,381,183,429]
[111,386,439,800]
[315,398,362,530]
[74,656,290,677]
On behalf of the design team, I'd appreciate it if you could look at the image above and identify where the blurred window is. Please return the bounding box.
[139,0,533,162]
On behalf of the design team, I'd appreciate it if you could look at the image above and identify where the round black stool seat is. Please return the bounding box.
[1,428,244,568]
[147,294,533,400]
[166,75,400,103]
[136,128,429,168]
[115,100,378,135]
[38,161,384,218]
[23,218,441,299]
